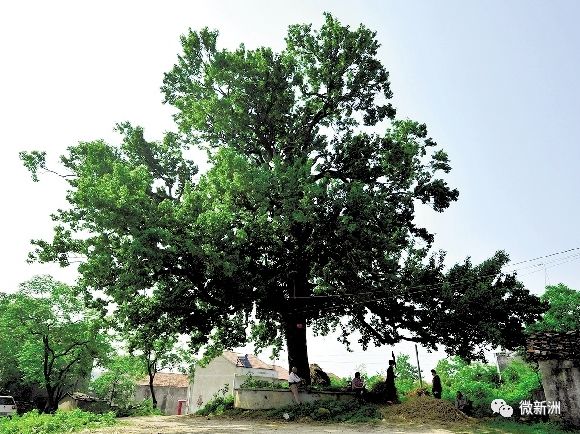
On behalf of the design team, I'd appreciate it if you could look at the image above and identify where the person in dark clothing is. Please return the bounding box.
[455,391,473,415]
[385,351,398,402]
[431,369,442,399]
[351,371,367,400]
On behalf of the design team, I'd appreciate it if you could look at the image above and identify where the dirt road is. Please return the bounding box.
[84,415,457,434]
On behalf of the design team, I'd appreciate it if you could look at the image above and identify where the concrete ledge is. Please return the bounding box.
[234,388,356,410]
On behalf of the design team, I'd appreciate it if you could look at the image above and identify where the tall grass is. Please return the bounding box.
[0,409,116,434]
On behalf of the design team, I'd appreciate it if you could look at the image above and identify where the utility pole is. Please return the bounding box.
[415,344,423,388]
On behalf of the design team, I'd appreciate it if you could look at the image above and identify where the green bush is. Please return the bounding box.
[329,376,350,390]
[0,409,116,434]
[435,356,542,417]
[129,399,164,416]
[195,395,234,416]
[239,374,288,390]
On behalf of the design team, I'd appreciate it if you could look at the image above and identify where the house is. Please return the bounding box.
[58,392,111,413]
[526,330,580,427]
[135,373,189,415]
[187,351,289,413]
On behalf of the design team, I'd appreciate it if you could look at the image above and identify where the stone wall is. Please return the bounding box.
[234,388,355,410]
[526,330,580,361]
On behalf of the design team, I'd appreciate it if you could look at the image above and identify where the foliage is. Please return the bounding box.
[21,14,545,383]
[435,357,541,417]
[195,395,234,416]
[121,316,183,409]
[0,409,115,434]
[0,295,29,400]
[329,375,349,390]
[394,354,421,397]
[125,398,164,416]
[526,283,580,333]
[0,276,111,411]
[89,355,144,407]
[239,374,288,390]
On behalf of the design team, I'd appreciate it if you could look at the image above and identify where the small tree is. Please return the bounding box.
[0,276,110,411]
[90,355,144,407]
[121,310,182,409]
[394,354,420,395]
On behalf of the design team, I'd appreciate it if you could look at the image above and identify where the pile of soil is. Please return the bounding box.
[380,396,473,424]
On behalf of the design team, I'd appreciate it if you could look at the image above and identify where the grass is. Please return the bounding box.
[473,419,579,434]
[0,409,116,434]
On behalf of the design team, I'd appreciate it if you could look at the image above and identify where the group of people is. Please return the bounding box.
[287,353,471,414]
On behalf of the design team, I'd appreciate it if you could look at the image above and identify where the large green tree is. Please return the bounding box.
[0,276,110,411]
[526,283,580,333]
[21,14,544,383]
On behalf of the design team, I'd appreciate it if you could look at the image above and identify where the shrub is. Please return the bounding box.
[0,409,116,434]
[195,395,234,416]
[129,399,164,416]
[239,374,288,389]
[434,356,542,417]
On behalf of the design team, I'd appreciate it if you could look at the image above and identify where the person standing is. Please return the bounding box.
[351,371,366,399]
[288,367,302,404]
[431,369,442,399]
[385,351,398,403]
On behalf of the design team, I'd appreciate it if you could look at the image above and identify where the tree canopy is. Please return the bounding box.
[0,276,110,411]
[526,283,580,333]
[21,14,545,382]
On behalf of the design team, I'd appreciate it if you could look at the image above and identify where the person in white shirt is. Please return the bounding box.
[288,367,302,404]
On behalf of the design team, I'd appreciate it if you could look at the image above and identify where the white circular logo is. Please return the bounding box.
[491,398,506,413]
[499,405,514,418]
[491,398,513,417]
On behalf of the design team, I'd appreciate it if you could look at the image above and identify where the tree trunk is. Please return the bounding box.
[42,336,57,413]
[284,315,310,384]
[44,384,57,413]
[147,362,157,408]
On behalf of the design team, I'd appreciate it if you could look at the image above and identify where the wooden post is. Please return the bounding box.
[415,344,423,388]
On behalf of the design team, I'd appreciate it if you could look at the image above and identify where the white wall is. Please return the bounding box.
[187,356,281,413]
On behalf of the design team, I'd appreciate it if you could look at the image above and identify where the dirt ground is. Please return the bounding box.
[83,415,458,434]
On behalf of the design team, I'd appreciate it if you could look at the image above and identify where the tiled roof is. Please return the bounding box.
[136,372,189,388]
[222,351,289,379]
[272,365,289,380]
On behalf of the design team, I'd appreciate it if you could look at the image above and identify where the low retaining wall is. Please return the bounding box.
[234,388,356,410]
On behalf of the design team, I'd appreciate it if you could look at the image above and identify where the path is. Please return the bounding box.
[83,415,457,434]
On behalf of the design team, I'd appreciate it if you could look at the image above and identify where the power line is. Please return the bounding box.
[291,246,580,302]
[290,252,580,329]
[504,246,580,268]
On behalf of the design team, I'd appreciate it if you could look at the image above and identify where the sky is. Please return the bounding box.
[1,0,580,378]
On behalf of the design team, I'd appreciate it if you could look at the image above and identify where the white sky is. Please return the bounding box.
[2,0,580,378]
